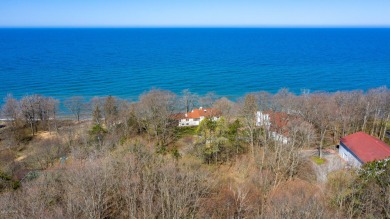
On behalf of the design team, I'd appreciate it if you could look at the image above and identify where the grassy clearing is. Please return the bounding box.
[174,126,197,138]
[311,156,326,165]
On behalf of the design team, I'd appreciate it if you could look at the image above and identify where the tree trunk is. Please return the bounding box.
[30,120,35,136]
[319,129,327,158]
[381,113,390,140]
[362,103,370,131]
[250,128,254,158]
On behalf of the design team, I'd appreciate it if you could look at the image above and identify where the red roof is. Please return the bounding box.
[265,111,289,130]
[173,107,221,120]
[340,132,390,163]
[170,113,184,120]
[262,111,290,135]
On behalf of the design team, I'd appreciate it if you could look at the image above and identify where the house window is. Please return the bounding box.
[186,119,189,121]
[194,118,200,121]
[186,123,189,125]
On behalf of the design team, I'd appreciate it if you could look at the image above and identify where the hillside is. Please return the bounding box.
[1,87,390,218]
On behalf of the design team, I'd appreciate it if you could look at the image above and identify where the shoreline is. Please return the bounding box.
[0,116,92,122]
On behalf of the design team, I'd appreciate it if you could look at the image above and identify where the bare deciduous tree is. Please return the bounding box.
[20,94,40,135]
[213,97,235,122]
[181,89,198,113]
[256,91,272,112]
[300,93,334,158]
[64,96,86,122]
[134,89,177,148]
[103,95,119,129]
[1,94,20,126]
[46,97,60,132]
[199,92,217,108]
[239,93,258,157]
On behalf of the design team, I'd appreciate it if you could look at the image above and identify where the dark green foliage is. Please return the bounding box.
[11,180,20,190]
[119,136,127,145]
[156,142,168,154]
[344,158,390,218]
[0,171,19,191]
[174,126,197,139]
[126,110,144,136]
[227,119,245,154]
[89,124,107,147]
[360,158,390,181]
[90,124,106,135]
[196,117,244,164]
[196,117,217,136]
[0,171,12,181]
[227,119,241,140]
[171,147,181,160]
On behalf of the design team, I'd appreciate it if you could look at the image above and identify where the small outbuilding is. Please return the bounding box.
[339,132,390,167]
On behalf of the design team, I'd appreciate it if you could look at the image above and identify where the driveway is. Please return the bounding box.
[301,148,347,183]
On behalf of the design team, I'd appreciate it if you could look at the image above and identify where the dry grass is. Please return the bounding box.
[36,131,56,140]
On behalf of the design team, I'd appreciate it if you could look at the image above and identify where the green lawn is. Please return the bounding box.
[311,156,326,165]
[174,126,197,138]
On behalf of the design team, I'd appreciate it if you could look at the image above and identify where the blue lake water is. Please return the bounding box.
[0,28,389,103]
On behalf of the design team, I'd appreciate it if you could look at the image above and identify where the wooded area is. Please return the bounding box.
[0,87,389,218]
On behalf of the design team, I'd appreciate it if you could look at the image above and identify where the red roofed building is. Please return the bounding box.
[177,107,221,127]
[339,132,390,167]
[256,111,289,144]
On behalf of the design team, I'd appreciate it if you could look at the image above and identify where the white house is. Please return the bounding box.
[256,111,271,128]
[339,132,390,168]
[256,111,289,144]
[176,107,221,127]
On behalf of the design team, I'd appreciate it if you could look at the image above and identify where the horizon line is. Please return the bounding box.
[1,25,390,29]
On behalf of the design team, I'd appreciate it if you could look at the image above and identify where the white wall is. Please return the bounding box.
[257,111,288,144]
[178,116,219,127]
[256,111,271,128]
[179,118,200,126]
[271,131,288,144]
[339,143,362,168]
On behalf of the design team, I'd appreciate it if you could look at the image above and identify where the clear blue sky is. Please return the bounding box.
[1,0,389,27]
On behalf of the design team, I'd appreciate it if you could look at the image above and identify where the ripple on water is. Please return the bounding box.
[0,28,389,104]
